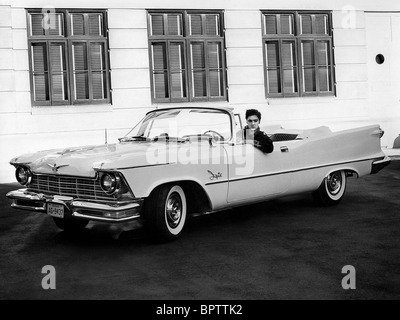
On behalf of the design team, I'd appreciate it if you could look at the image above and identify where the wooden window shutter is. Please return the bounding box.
[315,14,328,34]
[49,42,68,101]
[151,42,169,99]
[207,42,223,97]
[190,42,207,97]
[265,41,281,94]
[71,14,85,36]
[48,14,64,36]
[72,42,89,99]
[30,14,45,36]
[280,15,293,35]
[300,15,312,34]
[167,14,182,35]
[265,15,277,34]
[31,42,49,101]
[169,42,186,99]
[281,41,297,94]
[189,14,202,35]
[301,41,316,92]
[151,15,164,36]
[88,14,103,36]
[90,42,107,99]
[205,14,219,36]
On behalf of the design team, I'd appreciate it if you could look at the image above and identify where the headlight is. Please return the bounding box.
[15,166,32,186]
[100,172,120,194]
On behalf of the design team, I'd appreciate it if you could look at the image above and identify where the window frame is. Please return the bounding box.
[147,9,227,103]
[261,10,336,98]
[26,8,111,106]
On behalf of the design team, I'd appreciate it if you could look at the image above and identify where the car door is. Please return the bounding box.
[224,140,292,204]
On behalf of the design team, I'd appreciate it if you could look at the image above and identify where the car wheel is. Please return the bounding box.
[53,217,89,231]
[313,170,347,206]
[145,184,187,241]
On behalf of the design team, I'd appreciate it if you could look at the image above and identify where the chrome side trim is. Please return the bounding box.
[115,163,175,170]
[205,156,382,185]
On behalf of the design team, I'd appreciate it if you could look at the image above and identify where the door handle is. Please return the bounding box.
[280,146,289,152]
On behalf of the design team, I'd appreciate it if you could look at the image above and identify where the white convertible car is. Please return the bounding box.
[7,107,391,240]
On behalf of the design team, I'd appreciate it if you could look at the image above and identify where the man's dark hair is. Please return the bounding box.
[245,109,261,121]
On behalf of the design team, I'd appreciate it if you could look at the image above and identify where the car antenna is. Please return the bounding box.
[105,128,108,145]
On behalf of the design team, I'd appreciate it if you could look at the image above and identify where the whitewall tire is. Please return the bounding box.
[145,184,187,241]
[313,170,347,206]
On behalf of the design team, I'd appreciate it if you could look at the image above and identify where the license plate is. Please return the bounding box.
[47,203,64,218]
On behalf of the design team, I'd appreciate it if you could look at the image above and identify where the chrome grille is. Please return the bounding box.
[28,174,116,201]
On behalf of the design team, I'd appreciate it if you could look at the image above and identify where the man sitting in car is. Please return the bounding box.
[237,109,274,153]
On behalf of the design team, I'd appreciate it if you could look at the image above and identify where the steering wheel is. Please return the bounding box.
[203,130,224,142]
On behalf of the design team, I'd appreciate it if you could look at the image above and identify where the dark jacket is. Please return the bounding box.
[242,126,274,153]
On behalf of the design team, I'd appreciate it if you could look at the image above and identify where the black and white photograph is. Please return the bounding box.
[0,0,399,306]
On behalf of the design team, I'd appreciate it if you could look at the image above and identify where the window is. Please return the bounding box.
[27,9,111,106]
[262,11,335,97]
[147,10,227,103]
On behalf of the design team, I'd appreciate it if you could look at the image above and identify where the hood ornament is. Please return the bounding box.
[48,163,69,173]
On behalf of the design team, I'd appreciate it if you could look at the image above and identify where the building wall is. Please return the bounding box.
[365,12,400,146]
[0,0,399,182]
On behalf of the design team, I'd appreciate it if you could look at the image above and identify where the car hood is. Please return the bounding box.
[10,142,180,178]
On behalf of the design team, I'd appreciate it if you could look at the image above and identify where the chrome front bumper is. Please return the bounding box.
[6,189,143,223]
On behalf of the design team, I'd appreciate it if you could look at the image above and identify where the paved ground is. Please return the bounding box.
[0,161,399,300]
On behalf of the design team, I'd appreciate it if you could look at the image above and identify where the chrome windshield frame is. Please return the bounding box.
[120,107,235,144]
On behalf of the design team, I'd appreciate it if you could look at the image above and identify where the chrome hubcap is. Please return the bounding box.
[327,172,342,195]
[166,192,182,228]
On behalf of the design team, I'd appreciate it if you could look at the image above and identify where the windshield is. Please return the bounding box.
[122,108,232,142]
